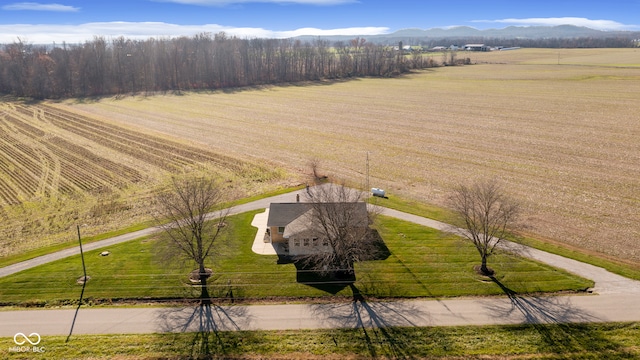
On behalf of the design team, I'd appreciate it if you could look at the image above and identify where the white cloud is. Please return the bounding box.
[155,0,357,5]
[2,2,80,12]
[277,26,388,37]
[473,17,638,31]
[0,22,389,44]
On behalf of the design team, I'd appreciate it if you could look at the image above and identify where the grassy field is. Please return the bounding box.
[0,211,591,306]
[49,48,640,265]
[2,322,639,359]
[1,48,639,268]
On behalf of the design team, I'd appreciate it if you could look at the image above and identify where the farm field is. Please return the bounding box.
[0,100,288,258]
[50,48,640,264]
[0,48,638,266]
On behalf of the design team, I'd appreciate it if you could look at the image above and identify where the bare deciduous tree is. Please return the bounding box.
[154,176,230,302]
[308,156,322,180]
[448,179,520,276]
[300,183,381,280]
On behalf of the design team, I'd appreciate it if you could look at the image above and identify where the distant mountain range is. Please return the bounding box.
[296,25,640,44]
[393,25,637,38]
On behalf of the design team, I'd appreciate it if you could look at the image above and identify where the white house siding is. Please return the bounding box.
[288,236,331,256]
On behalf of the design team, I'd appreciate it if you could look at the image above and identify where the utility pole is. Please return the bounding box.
[67,225,87,342]
[77,225,87,279]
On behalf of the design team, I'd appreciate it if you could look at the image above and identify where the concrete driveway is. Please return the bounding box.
[250,208,279,255]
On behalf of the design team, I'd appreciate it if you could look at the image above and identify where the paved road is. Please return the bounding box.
[2,185,640,337]
[1,293,640,337]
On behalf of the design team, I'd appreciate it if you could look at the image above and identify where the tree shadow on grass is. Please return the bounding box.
[294,264,352,295]
[487,277,635,357]
[311,284,438,359]
[157,303,251,359]
[361,228,392,261]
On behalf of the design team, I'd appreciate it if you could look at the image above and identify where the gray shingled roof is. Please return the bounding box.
[266,202,368,228]
[266,203,312,227]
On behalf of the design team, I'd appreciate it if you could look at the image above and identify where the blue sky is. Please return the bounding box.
[1,0,639,43]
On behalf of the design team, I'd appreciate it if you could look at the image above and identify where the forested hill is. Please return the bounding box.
[0,33,434,100]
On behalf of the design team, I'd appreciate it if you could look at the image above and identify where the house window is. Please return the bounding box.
[278,227,285,234]
[303,238,310,246]
[312,238,318,246]
[322,239,329,246]
[294,239,300,247]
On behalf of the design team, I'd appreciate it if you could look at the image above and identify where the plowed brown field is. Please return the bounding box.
[58,48,640,262]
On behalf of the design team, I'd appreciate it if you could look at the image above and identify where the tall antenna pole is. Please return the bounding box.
[366,151,370,194]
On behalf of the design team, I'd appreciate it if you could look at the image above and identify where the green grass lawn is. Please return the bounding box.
[0,211,592,306]
[371,194,640,282]
[0,221,154,270]
[361,216,592,297]
[2,322,639,359]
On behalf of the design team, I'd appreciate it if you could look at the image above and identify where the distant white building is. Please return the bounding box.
[394,45,414,51]
[464,44,489,51]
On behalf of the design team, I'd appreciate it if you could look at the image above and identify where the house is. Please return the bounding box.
[266,202,369,256]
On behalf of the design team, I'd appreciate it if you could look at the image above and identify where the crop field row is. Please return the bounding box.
[0,102,275,207]
[39,104,249,173]
[0,107,138,205]
[8,109,146,189]
[65,49,640,263]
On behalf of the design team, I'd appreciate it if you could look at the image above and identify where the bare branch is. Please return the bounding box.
[153,176,231,301]
[298,183,382,280]
[308,157,321,180]
[448,179,520,275]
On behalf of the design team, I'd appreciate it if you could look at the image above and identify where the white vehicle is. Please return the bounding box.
[371,188,386,198]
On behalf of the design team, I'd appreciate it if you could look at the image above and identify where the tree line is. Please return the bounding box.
[0,33,434,99]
